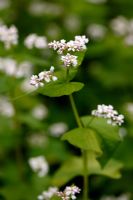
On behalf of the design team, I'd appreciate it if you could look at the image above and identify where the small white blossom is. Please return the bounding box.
[49,122,68,137]
[31,104,48,120]
[110,16,128,36]
[30,75,44,88]
[57,185,81,200]
[30,66,58,88]
[24,33,47,49]
[124,34,133,46]
[86,0,107,4]
[87,24,107,40]
[27,133,47,147]
[0,57,32,78]
[61,53,78,67]
[0,0,10,10]
[28,156,49,177]
[48,35,89,54]
[0,96,15,117]
[92,104,124,126]
[0,24,18,49]
[38,187,58,200]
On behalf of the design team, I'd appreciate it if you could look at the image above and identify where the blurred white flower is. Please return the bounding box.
[101,194,130,200]
[125,102,133,114]
[86,0,107,4]
[0,57,17,75]
[119,127,127,139]
[28,0,63,17]
[0,96,15,117]
[124,34,133,46]
[0,57,33,78]
[27,133,48,147]
[31,104,48,120]
[87,24,107,40]
[24,33,47,49]
[64,15,81,32]
[0,24,18,49]
[110,16,128,36]
[49,122,68,137]
[0,0,10,10]
[28,156,49,177]
[20,79,36,92]
[15,61,32,78]
[38,187,58,200]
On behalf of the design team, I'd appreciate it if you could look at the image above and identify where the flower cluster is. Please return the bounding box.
[0,57,32,77]
[92,104,124,126]
[28,156,49,177]
[110,16,133,46]
[48,35,88,54]
[38,187,58,200]
[0,24,18,49]
[0,96,15,117]
[24,33,47,49]
[30,66,58,88]
[57,185,81,200]
[48,35,88,68]
[61,53,78,67]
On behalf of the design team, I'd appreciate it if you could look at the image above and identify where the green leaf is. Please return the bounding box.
[51,154,122,187]
[51,156,83,186]
[81,116,122,165]
[38,82,84,97]
[62,127,102,155]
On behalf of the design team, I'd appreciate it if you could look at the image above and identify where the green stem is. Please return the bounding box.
[69,94,89,200]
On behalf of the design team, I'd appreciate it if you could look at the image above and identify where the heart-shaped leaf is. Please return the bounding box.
[51,154,122,187]
[62,127,102,155]
[38,82,84,97]
[81,116,122,165]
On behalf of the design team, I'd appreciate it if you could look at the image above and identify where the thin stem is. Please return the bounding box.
[69,94,82,128]
[69,94,89,200]
[66,68,70,82]
[83,150,89,200]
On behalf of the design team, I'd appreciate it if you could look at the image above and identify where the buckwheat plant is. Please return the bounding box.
[29,35,124,200]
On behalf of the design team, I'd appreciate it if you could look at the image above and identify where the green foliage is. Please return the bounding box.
[62,127,102,155]
[81,116,122,165]
[38,82,84,97]
[52,154,122,187]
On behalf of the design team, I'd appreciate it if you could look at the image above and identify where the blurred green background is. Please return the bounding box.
[0,0,133,199]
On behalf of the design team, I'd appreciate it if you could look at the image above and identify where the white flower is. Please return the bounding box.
[92,104,124,126]
[38,187,58,200]
[30,66,58,88]
[61,53,78,67]
[0,96,15,117]
[86,0,107,4]
[110,16,128,36]
[0,57,17,75]
[49,122,68,137]
[0,0,10,10]
[31,104,48,120]
[48,35,89,54]
[16,61,32,78]
[24,33,47,49]
[0,24,18,49]
[124,34,133,46]
[30,75,44,88]
[28,156,49,177]
[87,24,107,40]
[57,185,81,200]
